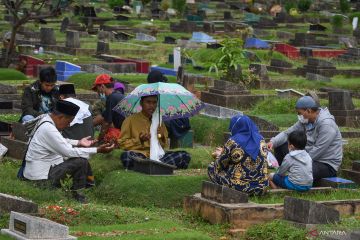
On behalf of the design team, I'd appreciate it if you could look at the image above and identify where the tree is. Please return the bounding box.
[2,0,62,67]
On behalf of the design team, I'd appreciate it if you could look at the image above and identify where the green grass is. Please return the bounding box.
[0,114,20,123]
[0,68,27,81]
[251,189,360,204]
[67,73,177,90]
[249,97,298,115]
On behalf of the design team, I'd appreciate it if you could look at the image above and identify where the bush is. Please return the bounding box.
[0,68,27,80]
[332,15,344,29]
[172,0,186,15]
[297,0,312,12]
[340,0,350,14]
[284,1,297,13]
[108,0,125,8]
[349,12,360,22]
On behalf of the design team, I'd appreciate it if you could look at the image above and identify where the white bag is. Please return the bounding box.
[0,143,8,160]
[149,108,165,161]
[267,151,279,168]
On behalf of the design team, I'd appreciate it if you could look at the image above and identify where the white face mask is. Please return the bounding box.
[99,93,106,101]
[298,115,308,124]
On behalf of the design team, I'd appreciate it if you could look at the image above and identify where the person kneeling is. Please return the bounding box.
[269,130,313,192]
[119,95,191,169]
[22,100,114,203]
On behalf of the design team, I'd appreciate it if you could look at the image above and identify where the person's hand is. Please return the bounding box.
[79,136,98,147]
[97,143,115,153]
[139,132,150,143]
[267,141,273,151]
[212,147,223,159]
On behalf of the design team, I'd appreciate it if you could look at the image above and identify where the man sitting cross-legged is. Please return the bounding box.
[119,95,191,170]
[23,100,114,203]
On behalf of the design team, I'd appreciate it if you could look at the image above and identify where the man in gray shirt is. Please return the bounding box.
[268,96,343,182]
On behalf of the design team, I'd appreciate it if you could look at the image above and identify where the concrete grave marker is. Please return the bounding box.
[135,33,156,42]
[1,211,76,240]
[65,30,80,48]
[173,47,181,71]
[40,27,56,45]
[0,193,38,214]
[284,196,340,228]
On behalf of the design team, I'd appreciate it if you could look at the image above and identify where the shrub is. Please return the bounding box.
[172,0,186,15]
[332,15,344,29]
[161,0,170,11]
[349,12,360,22]
[108,0,125,8]
[284,1,297,13]
[297,0,312,12]
[340,0,350,14]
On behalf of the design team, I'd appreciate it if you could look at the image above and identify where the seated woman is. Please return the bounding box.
[208,115,269,196]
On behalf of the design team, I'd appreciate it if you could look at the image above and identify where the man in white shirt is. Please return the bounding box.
[23,100,114,203]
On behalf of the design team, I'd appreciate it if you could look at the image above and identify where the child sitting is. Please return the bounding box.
[269,130,313,191]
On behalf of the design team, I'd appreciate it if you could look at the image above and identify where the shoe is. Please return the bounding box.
[72,191,88,204]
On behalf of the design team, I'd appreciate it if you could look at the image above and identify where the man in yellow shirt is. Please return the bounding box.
[119,95,191,169]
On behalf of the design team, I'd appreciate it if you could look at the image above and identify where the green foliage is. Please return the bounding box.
[250,97,298,115]
[108,0,125,8]
[172,0,186,15]
[161,0,170,11]
[349,12,360,22]
[190,115,230,146]
[284,1,297,13]
[0,114,20,123]
[244,220,307,239]
[332,15,344,29]
[0,68,27,80]
[60,173,73,193]
[141,0,151,5]
[209,38,246,84]
[340,0,350,13]
[297,0,312,12]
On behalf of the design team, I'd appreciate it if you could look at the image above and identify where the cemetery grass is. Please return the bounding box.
[0,68,27,81]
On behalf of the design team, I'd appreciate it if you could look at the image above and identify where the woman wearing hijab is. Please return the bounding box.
[208,115,269,195]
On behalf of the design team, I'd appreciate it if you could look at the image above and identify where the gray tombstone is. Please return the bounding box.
[203,22,215,33]
[284,197,340,225]
[270,59,293,68]
[60,17,69,33]
[40,27,56,45]
[224,11,232,20]
[1,211,76,240]
[0,193,38,214]
[328,91,355,111]
[249,63,269,80]
[0,83,17,94]
[96,41,110,55]
[65,30,80,48]
[306,73,331,82]
[201,181,248,203]
[307,58,334,68]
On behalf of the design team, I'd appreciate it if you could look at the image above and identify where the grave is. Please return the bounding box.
[267,58,296,74]
[306,73,331,82]
[276,31,293,39]
[1,136,27,160]
[170,20,198,33]
[337,48,360,62]
[284,197,340,228]
[55,60,82,81]
[274,43,300,59]
[115,14,129,21]
[249,64,269,81]
[190,32,216,43]
[150,66,177,76]
[40,27,56,46]
[0,98,13,110]
[65,30,80,49]
[316,177,356,189]
[60,17,70,32]
[343,160,360,185]
[19,55,45,77]
[309,24,327,31]
[114,31,133,41]
[201,181,248,204]
[328,90,360,127]
[1,211,76,240]
[0,193,38,214]
[163,36,176,44]
[224,11,232,20]
[290,33,317,47]
[0,83,16,94]
[0,121,11,137]
[203,22,215,34]
[276,89,304,98]
[169,130,194,149]
[135,33,156,42]
[133,158,175,175]
[298,58,337,77]
[100,54,150,73]
[244,38,270,49]
[96,41,110,55]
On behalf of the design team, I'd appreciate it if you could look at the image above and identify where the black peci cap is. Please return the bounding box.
[59,84,76,95]
[55,100,80,117]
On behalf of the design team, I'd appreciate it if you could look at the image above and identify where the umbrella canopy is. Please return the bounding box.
[113,82,204,121]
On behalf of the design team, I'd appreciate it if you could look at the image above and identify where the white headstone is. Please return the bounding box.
[136,5,141,14]
[353,17,358,30]
[186,0,195,3]
[173,47,181,71]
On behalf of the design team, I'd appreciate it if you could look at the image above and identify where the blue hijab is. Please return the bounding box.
[229,115,263,161]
